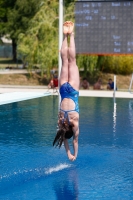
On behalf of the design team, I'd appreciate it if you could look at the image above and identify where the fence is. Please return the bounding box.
[0,44,12,58]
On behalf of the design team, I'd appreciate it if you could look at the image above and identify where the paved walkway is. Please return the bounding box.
[0,85,133,105]
[79,90,133,98]
[0,85,133,97]
[0,69,29,74]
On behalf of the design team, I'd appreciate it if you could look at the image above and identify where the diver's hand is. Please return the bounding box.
[68,153,76,161]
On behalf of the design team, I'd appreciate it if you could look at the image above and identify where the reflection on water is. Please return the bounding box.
[129,100,133,128]
[53,167,78,200]
[113,102,117,133]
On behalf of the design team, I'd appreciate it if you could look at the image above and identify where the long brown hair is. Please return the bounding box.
[53,124,74,148]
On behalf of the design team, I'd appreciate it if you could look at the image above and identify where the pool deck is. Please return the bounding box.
[0,85,133,105]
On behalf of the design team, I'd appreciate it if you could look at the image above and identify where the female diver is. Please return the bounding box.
[53,21,80,161]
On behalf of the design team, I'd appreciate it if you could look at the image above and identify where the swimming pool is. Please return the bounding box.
[0,96,133,199]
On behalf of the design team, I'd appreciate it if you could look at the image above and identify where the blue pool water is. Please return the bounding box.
[0,96,133,200]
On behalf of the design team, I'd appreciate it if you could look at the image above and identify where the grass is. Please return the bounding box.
[98,72,132,90]
[0,58,132,90]
[0,73,46,86]
[0,71,132,91]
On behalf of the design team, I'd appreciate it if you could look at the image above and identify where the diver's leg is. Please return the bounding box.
[68,23,79,91]
[59,23,69,86]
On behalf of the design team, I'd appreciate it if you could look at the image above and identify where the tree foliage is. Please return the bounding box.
[7,0,40,39]
[96,55,133,75]
[0,0,41,61]
[0,0,16,35]
[77,55,98,77]
[18,0,59,76]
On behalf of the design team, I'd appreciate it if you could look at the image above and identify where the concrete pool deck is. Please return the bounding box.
[0,85,133,105]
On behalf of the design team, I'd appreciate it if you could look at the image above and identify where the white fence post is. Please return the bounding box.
[58,0,63,109]
[129,73,133,92]
[113,75,116,98]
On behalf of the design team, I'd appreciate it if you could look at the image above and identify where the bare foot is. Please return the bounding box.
[67,21,74,34]
[63,21,69,35]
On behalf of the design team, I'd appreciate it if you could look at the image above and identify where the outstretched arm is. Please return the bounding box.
[64,123,79,161]
[73,128,79,159]
[64,139,75,161]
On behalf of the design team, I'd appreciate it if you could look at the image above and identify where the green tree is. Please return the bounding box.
[96,55,133,75]
[77,55,98,78]
[18,0,59,76]
[0,0,7,32]
[0,0,41,61]
[18,0,76,77]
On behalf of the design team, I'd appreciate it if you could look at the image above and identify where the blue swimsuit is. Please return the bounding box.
[60,82,79,123]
